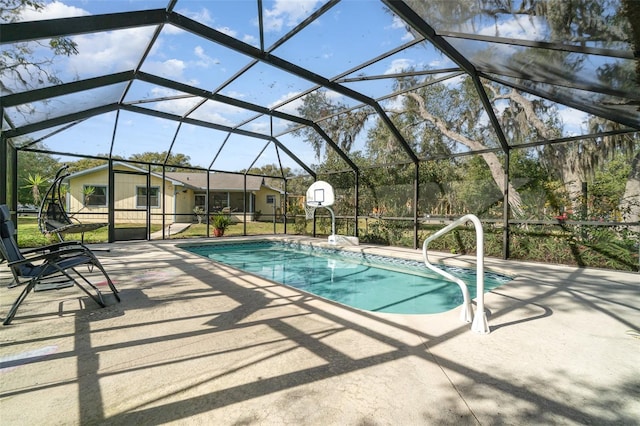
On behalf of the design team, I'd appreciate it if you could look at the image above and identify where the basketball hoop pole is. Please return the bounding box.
[325,205,336,238]
[306,203,336,239]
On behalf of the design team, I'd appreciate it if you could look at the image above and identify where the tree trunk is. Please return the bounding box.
[619,151,640,230]
[405,93,524,217]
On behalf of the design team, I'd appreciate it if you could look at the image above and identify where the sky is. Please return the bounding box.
[3,0,602,174]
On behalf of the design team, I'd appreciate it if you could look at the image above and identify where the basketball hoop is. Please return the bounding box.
[304,204,316,220]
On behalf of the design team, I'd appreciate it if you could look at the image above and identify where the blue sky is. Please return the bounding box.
[5,0,599,173]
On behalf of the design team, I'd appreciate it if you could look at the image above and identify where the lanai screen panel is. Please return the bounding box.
[111,111,177,160]
[170,123,229,170]
[260,0,334,51]
[0,26,157,94]
[400,0,639,129]
[219,61,317,110]
[124,81,205,117]
[139,22,256,92]
[26,112,119,158]
[188,99,260,128]
[3,83,127,128]
[271,0,417,78]
[338,41,461,100]
[176,0,261,48]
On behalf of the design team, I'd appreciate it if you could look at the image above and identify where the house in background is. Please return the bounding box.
[165,171,284,221]
[64,162,284,225]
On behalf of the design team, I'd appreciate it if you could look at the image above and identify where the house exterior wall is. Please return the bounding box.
[254,187,283,220]
[67,167,178,224]
[174,188,195,223]
[66,166,283,225]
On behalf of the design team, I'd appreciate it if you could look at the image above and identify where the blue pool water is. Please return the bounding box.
[179,241,511,315]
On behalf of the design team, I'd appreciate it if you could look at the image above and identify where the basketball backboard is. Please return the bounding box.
[306,180,335,207]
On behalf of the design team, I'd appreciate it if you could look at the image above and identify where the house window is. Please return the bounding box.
[266,194,275,204]
[194,194,206,209]
[136,186,160,208]
[84,185,107,207]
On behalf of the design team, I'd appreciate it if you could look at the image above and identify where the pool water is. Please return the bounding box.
[180,241,511,315]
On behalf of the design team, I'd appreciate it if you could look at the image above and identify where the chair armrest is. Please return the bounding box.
[8,247,92,267]
[20,241,83,255]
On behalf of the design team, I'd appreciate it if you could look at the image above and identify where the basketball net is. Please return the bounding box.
[304,204,316,220]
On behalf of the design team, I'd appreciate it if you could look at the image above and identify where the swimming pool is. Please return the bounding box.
[180,241,511,315]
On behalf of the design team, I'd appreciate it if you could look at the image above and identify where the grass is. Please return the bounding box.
[16,217,162,247]
[16,216,291,247]
[16,216,637,271]
[169,221,287,238]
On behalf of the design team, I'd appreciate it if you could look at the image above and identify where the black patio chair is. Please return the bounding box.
[0,204,120,325]
[39,165,107,242]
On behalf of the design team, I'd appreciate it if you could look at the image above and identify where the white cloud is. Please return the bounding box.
[247,121,271,133]
[144,58,187,79]
[247,117,291,135]
[401,31,414,41]
[268,91,304,114]
[216,26,238,38]
[478,16,547,40]
[144,88,203,116]
[443,74,465,87]
[387,15,414,42]
[558,108,587,134]
[389,16,405,30]
[385,58,415,74]
[222,90,247,100]
[189,101,242,126]
[67,26,157,75]
[382,94,407,112]
[243,34,259,47]
[163,23,186,36]
[193,46,220,68]
[263,0,322,32]
[178,7,214,26]
[18,1,88,21]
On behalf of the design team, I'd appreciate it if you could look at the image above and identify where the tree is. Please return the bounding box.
[244,164,292,191]
[398,0,637,217]
[128,151,193,172]
[66,156,115,174]
[292,90,373,161]
[22,173,46,206]
[0,0,79,95]
[619,150,640,227]
[17,148,60,204]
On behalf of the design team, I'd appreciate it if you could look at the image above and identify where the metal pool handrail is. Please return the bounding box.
[422,214,490,334]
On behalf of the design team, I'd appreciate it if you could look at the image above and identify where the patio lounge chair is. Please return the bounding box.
[0,204,120,325]
[38,165,107,242]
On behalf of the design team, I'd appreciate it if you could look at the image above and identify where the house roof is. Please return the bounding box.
[65,162,269,192]
[166,172,265,191]
[64,161,186,186]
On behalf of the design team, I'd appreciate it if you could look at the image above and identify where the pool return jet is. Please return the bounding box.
[305,181,358,246]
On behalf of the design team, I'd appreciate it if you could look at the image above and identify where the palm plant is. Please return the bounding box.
[22,173,47,206]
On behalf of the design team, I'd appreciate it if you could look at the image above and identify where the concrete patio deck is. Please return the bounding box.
[1,236,638,425]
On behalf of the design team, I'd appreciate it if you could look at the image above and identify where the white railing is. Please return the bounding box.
[422,214,490,334]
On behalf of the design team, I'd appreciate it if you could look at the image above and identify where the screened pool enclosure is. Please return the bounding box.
[1,0,639,270]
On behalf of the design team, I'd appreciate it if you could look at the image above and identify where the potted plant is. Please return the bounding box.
[211,213,231,237]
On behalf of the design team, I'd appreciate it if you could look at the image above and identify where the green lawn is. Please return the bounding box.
[168,221,288,239]
[16,216,293,247]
